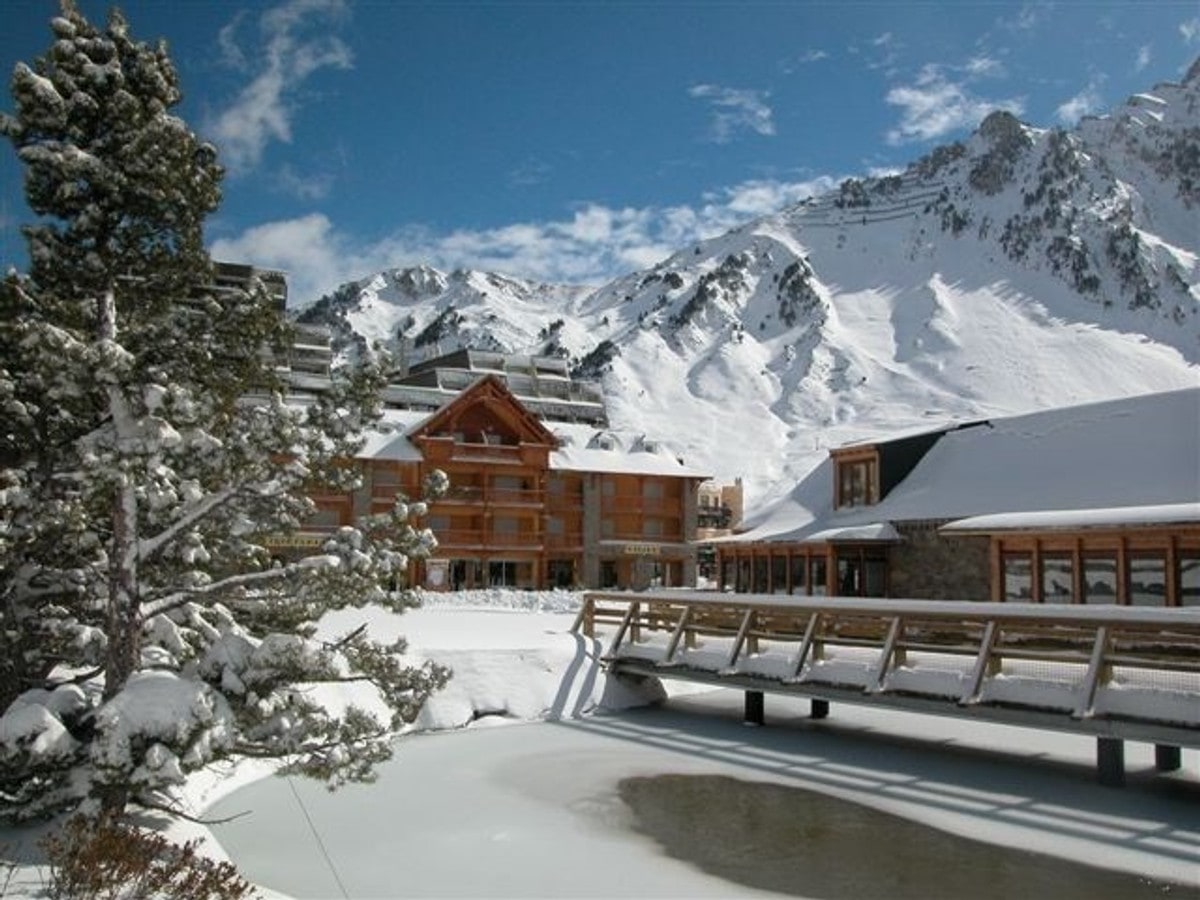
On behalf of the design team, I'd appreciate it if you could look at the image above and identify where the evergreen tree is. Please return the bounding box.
[0,1,447,821]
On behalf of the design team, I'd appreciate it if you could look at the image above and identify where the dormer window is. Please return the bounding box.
[834,450,878,508]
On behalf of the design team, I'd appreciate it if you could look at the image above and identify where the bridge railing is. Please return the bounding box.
[572,591,1200,734]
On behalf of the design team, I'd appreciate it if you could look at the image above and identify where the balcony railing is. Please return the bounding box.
[435,486,545,506]
[601,495,682,515]
[435,528,544,549]
[545,531,585,549]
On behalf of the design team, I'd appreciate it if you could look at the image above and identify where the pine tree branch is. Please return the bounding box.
[140,565,292,617]
[44,666,104,689]
[137,484,238,563]
[132,795,252,826]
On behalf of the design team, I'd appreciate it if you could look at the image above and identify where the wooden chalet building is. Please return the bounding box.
[715,388,1200,607]
[287,358,709,591]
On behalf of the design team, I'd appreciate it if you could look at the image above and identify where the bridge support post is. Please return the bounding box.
[744,690,764,726]
[1155,744,1181,772]
[1097,738,1125,787]
[810,698,829,719]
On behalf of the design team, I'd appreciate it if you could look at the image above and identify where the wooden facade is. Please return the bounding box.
[287,374,706,591]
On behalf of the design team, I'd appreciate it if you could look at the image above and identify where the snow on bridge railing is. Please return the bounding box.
[572,591,1200,736]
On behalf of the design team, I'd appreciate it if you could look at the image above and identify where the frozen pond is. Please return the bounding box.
[208,693,1200,898]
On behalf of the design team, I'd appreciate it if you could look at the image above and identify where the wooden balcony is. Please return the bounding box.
[602,495,682,515]
[434,485,545,507]
[545,531,585,550]
[435,528,544,550]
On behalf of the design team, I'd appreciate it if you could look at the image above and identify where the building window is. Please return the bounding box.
[600,560,619,588]
[310,507,342,528]
[771,556,789,594]
[1041,554,1074,603]
[753,558,769,592]
[1128,555,1166,606]
[789,554,807,595]
[644,518,663,537]
[547,559,574,588]
[488,560,517,587]
[809,557,827,596]
[837,555,860,596]
[1082,554,1117,604]
[738,558,752,592]
[1179,554,1200,607]
[720,559,736,592]
[836,458,876,508]
[1002,553,1032,601]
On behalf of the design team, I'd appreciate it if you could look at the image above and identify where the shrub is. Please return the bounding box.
[40,816,254,900]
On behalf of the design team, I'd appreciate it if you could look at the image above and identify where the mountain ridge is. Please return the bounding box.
[297,62,1199,508]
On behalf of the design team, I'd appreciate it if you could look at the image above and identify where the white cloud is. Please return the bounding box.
[688,84,776,143]
[1135,45,1151,72]
[1056,79,1104,125]
[210,175,839,306]
[965,56,1005,78]
[779,49,828,74]
[208,0,353,173]
[1182,18,1200,44]
[885,64,1024,145]
[273,163,334,200]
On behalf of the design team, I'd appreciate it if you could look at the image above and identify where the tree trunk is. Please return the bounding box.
[98,286,140,817]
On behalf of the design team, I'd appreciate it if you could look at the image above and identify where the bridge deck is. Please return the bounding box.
[573,592,1200,781]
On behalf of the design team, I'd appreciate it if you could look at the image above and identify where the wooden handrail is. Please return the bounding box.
[573,590,1200,736]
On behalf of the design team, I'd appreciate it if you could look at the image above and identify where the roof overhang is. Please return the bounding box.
[801,522,902,544]
[941,502,1200,535]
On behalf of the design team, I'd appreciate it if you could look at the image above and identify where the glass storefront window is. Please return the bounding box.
[1082,555,1117,604]
[837,556,861,596]
[1179,555,1200,607]
[1041,555,1074,603]
[789,555,807,595]
[1128,555,1166,606]
[753,558,769,593]
[810,558,827,597]
[771,557,789,594]
[1002,554,1032,601]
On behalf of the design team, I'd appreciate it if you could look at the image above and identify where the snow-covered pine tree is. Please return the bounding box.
[0,1,448,822]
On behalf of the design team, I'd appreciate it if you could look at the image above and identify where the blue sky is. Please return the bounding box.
[2,1,1198,306]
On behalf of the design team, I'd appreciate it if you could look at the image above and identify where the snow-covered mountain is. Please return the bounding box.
[298,61,1200,510]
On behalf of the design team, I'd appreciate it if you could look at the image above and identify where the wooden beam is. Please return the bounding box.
[1073,626,1111,719]
[661,605,693,665]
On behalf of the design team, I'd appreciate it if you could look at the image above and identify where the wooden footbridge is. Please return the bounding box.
[572,591,1200,786]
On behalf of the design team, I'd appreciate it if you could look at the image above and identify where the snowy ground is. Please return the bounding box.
[2,589,1198,898]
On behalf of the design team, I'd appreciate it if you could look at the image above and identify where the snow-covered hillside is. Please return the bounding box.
[298,62,1200,509]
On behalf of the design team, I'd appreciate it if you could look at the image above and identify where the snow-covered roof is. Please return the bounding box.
[550,422,710,478]
[943,502,1200,534]
[354,411,709,478]
[356,408,431,461]
[730,387,1200,543]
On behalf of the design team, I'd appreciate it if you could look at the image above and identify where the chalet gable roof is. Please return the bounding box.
[406,373,559,446]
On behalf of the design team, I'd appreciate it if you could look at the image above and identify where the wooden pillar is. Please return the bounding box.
[744,690,764,726]
[1155,744,1182,772]
[810,698,830,719]
[1097,737,1125,787]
